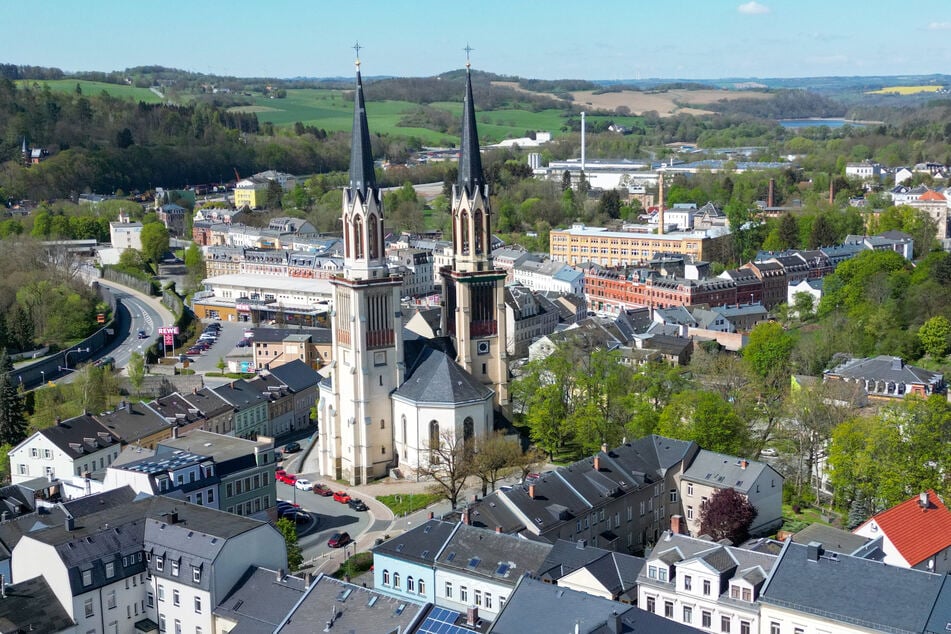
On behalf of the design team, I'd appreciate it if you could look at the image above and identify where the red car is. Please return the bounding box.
[327,531,351,548]
[312,483,334,497]
[333,491,351,504]
[275,470,297,485]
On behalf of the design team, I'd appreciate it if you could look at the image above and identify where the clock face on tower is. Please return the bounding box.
[477,341,490,355]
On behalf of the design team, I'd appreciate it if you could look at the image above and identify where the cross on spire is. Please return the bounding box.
[353,41,362,66]
[464,43,474,68]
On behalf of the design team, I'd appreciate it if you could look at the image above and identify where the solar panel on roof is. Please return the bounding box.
[416,607,470,634]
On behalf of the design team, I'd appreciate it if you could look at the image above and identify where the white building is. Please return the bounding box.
[109,221,143,251]
[9,415,121,487]
[845,161,881,182]
[513,259,584,295]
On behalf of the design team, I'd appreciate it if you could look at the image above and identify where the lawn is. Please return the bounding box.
[331,551,373,580]
[780,502,840,534]
[377,493,444,516]
[16,79,164,103]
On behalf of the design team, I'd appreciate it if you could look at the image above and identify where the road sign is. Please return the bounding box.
[158,326,180,335]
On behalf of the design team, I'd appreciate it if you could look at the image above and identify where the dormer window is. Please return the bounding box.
[155,556,164,571]
[193,567,201,583]
[171,560,179,576]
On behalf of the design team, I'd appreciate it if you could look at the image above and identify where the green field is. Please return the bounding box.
[15,79,164,103]
[234,88,596,145]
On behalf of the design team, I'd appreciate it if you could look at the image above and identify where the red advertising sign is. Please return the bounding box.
[164,333,175,346]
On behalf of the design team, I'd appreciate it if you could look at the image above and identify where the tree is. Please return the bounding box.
[846,494,869,530]
[0,351,26,445]
[472,432,522,496]
[778,213,799,249]
[276,517,303,572]
[808,214,837,248]
[699,487,758,544]
[417,430,472,509]
[183,243,206,290]
[216,357,226,374]
[118,247,147,272]
[127,352,145,395]
[743,322,795,379]
[140,222,170,264]
[917,315,951,358]
[561,170,572,191]
[8,303,33,352]
[657,391,749,455]
[598,190,622,219]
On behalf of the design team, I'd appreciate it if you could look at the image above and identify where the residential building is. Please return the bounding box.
[213,380,271,439]
[389,248,435,297]
[180,387,234,436]
[373,518,458,604]
[824,355,945,399]
[9,415,121,487]
[252,326,332,371]
[0,575,75,633]
[679,450,784,537]
[759,540,945,634]
[158,203,187,236]
[910,189,949,238]
[845,161,882,182]
[853,490,951,573]
[741,261,786,309]
[211,567,308,633]
[94,400,177,449]
[256,361,321,435]
[639,530,777,633]
[504,284,559,357]
[536,539,644,603]
[513,258,585,296]
[787,278,823,316]
[109,220,143,251]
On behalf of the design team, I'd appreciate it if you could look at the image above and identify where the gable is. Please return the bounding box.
[559,565,612,594]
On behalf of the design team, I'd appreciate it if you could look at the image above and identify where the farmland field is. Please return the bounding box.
[15,79,164,103]
[866,85,944,95]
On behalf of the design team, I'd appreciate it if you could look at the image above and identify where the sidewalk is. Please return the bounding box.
[97,277,176,326]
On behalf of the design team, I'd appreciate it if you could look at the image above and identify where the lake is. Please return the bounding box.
[778,118,870,129]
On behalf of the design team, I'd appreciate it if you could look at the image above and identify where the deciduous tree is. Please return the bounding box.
[699,487,758,544]
[140,222,170,264]
[917,315,951,358]
[657,390,749,455]
[276,517,303,572]
[417,430,472,509]
[472,432,522,496]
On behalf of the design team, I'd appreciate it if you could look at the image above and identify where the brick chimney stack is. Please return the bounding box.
[670,515,684,535]
[593,456,601,472]
[657,173,666,235]
[528,484,536,500]
[767,178,775,208]
[461,508,470,525]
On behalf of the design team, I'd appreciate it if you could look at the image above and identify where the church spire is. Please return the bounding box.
[348,43,376,197]
[457,47,485,195]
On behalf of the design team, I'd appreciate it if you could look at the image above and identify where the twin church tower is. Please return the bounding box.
[316,52,508,485]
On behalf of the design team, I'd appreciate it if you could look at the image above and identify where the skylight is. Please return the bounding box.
[468,557,481,569]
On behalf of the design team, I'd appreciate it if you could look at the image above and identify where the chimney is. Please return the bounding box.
[168,511,179,525]
[657,173,665,235]
[495,526,502,534]
[920,492,930,508]
[305,572,314,587]
[171,425,178,439]
[767,178,775,208]
[277,568,285,582]
[125,401,132,413]
[466,606,479,627]
[670,514,684,535]
[428,511,434,520]
[600,442,608,454]
[828,176,834,205]
[740,459,748,470]
[0,574,5,599]
[193,387,198,395]
[607,610,622,634]
[806,541,823,562]
[576,539,587,549]
[461,508,470,525]
[65,517,75,531]
[593,456,601,472]
[580,112,586,173]
[528,484,536,500]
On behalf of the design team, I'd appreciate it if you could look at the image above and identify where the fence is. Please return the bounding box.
[102,267,158,296]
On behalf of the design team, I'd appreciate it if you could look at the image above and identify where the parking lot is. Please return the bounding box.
[276,479,373,559]
[180,320,253,373]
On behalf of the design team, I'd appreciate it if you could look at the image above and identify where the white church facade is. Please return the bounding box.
[316,55,506,485]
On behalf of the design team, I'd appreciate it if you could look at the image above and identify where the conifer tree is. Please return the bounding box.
[0,350,26,445]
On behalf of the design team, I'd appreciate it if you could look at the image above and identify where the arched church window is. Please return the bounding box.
[353,215,365,259]
[474,210,483,254]
[463,417,474,441]
[460,211,470,255]
[368,214,379,259]
[402,415,407,443]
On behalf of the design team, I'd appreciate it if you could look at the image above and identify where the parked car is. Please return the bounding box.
[283,441,301,454]
[280,508,310,523]
[295,478,312,491]
[348,498,368,512]
[760,448,778,457]
[275,469,287,481]
[275,500,299,513]
[327,532,351,548]
[93,356,115,368]
[312,483,334,497]
[276,471,297,485]
[333,491,351,504]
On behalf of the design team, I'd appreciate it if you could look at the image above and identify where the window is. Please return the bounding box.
[158,585,165,602]
[445,581,452,599]
[226,483,233,497]
[193,567,201,583]
[383,570,390,586]
[107,590,117,609]
[174,619,181,634]
[683,606,692,623]
[770,623,780,634]
[82,570,92,586]
[687,482,694,496]
[664,601,673,618]
[702,611,712,628]
[173,589,180,607]
[460,586,468,602]
[639,501,645,516]
[730,586,740,599]
[418,579,425,595]
[407,577,415,593]
[208,489,214,503]
[742,587,752,602]
[159,614,166,633]
[646,596,655,613]
[499,595,506,609]
[658,567,668,582]
[156,556,164,571]
[474,589,482,606]
[794,629,804,634]
[648,566,657,579]
[171,560,180,576]
[740,621,751,634]
[393,573,400,589]
[105,561,115,578]
[684,575,692,591]
[147,592,154,608]
[669,489,678,503]
[194,596,202,613]
[721,616,731,633]
[687,505,694,520]
[703,579,711,595]
[85,598,95,618]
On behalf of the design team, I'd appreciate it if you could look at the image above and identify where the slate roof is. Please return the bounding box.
[924,575,951,634]
[181,387,233,419]
[791,523,871,556]
[214,566,308,633]
[214,379,270,408]
[681,449,779,495]
[436,523,552,584]
[276,575,426,634]
[267,359,321,392]
[826,355,943,389]
[372,518,458,565]
[856,490,951,567]
[29,414,119,459]
[347,65,376,197]
[457,66,485,196]
[393,346,493,405]
[0,575,74,633]
[251,326,332,344]
[760,541,944,633]
[95,402,174,443]
[490,577,698,634]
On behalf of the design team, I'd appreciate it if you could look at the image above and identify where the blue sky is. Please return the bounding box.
[4,0,951,80]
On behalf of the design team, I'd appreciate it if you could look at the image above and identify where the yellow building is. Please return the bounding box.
[233,177,269,209]
[549,223,733,267]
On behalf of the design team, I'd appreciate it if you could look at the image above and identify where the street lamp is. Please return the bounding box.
[40,370,45,384]
[63,347,90,371]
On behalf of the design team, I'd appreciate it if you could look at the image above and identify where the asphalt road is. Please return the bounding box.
[277,479,372,561]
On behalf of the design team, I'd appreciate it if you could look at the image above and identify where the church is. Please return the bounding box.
[316,53,509,485]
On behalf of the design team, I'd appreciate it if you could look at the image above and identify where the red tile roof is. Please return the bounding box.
[919,190,946,201]
[860,490,951,566]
